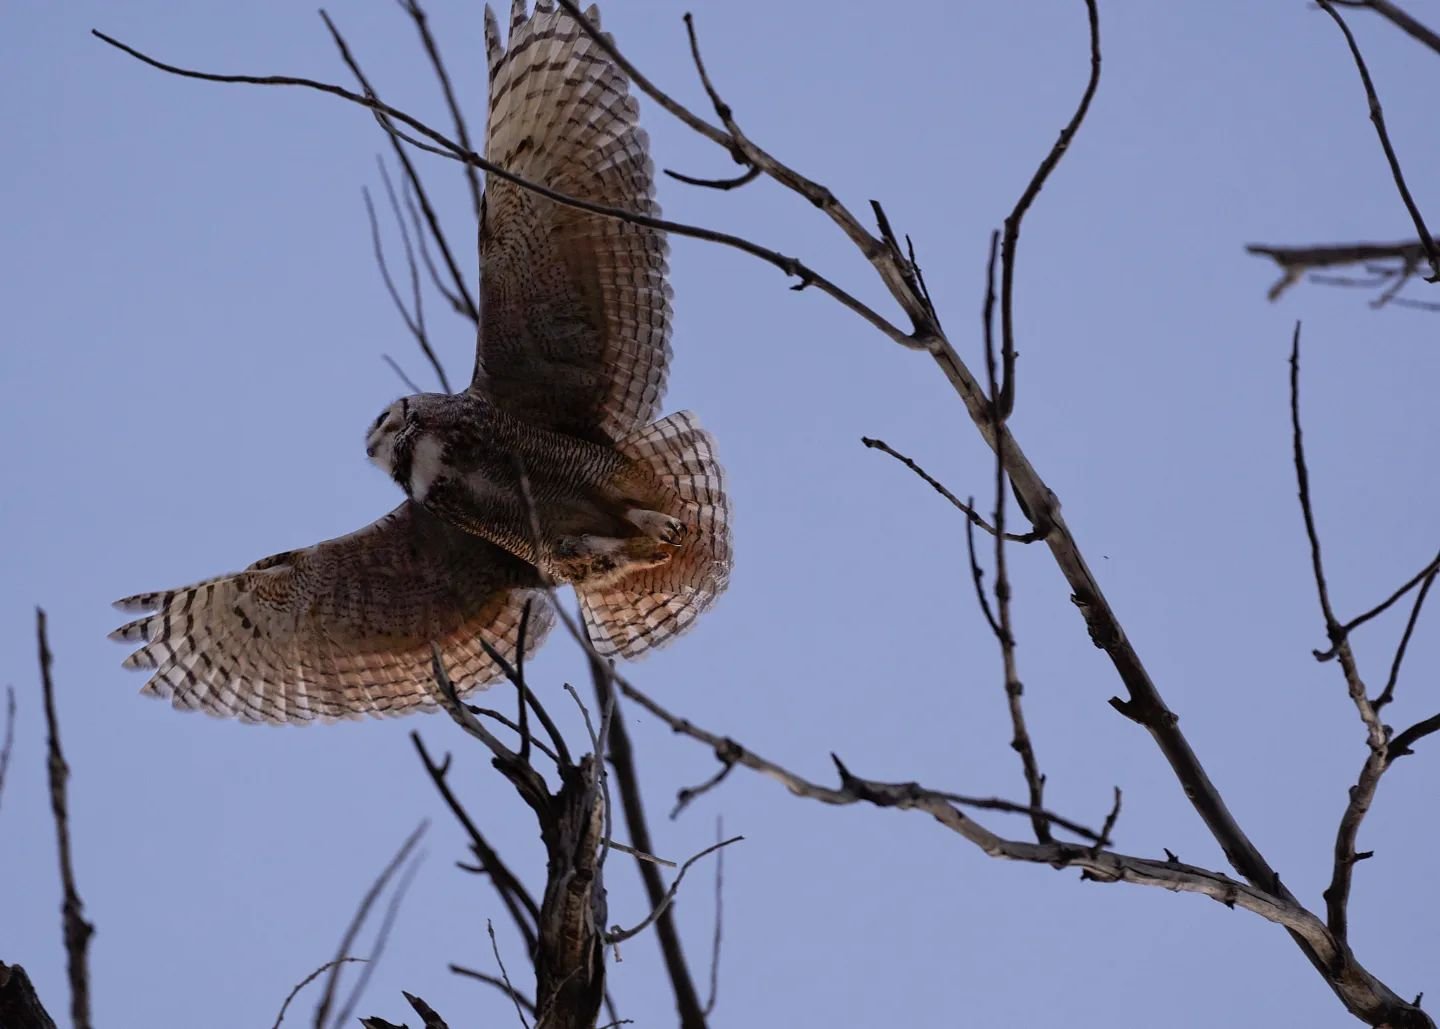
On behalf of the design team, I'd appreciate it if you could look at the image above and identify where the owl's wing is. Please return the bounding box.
[110,502,554,724]
[471,0,671,444]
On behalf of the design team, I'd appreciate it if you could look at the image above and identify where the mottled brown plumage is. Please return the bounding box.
[111,0,731,723]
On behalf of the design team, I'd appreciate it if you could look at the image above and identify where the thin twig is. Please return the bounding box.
[1387,712,1440,764]
[411,734,541,954]
[983,233,1050,843]
[403,179,470,321]
[964,500,1003,639]
[1369,257,1419,308]
[321,12,479,325]
[273,959,367,1029]
[474,615,574,771]
[1291,326,1387,943]
[1390,296,1440,312]
[1333,0,1440,54]
[703,817,725,1017]
[381,354,424,394]
[396,0,483,221]
[0,685,14,814]
[565,674,614,872]
[670,759,736,820]
[363,179,451,392]
[663,165,759,191]
[487,920,530,1029]
[860,437,1041,542]
[1314,549,1440,661]
[617,667,1292,914]
[996,0,1102,417]
[1375,564,1437,709]
[1091,788,1123,857]
[515,601,534,770]
[332,852,426,1029]
[463,705,560,765]
[592,672,710,1028]
[89,28,916,350]
[375,158,450,392]
[1316,0,1440,282]
[313,822,427,1029]
[606,837,743,944]
[603,839,676,868]
[37,608,94,1029]
[1290,325,1382,741]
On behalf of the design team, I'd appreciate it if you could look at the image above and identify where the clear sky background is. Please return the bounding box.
[4,1,1439,1026]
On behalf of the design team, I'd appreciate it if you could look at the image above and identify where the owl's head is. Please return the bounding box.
[365,397,413,479]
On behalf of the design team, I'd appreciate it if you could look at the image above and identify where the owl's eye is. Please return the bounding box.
[371,411,388,431]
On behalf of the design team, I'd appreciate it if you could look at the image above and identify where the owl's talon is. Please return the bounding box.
[625,507,687,546]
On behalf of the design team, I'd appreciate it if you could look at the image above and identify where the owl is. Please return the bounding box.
[109,0,731,724]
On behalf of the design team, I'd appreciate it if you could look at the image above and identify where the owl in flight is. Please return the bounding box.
[110,0,731,724]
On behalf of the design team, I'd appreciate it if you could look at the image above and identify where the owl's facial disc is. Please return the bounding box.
[365,398,412,477]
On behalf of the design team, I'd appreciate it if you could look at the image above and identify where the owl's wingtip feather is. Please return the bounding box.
[113,592,160,613]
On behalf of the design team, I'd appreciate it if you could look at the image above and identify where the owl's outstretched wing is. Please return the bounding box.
[471,0,671,444]
[110,502,553,724]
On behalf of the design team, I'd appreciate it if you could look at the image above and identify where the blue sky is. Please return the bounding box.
[4,1,1440,1025]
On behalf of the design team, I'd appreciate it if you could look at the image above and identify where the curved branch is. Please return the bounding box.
[89,27,917,351]
[1316,1,1440,282]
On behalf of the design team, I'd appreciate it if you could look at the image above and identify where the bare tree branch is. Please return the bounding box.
[996,0,1102,418]
[1315,0,1440,282]
[381,354,425,394]
[1334,0,1440,57]
[313,821,427,1029]
[605,837,743,945]
[362,171,452,393]
[663,165,759,191]
[487,919,530,1029]
[332,852,426,1029]
[1246,239,1437,301]
[273,959,367,1029]
[319,11,480,326]
[1314,550,1440,662]
[90,6,1436,1025]
[702,817,725,1017]
[592,673,709,1029]
[395,0,483,222]
[88,27,917,351]
[860,436,1042,542]
[983,229,1052,844]
[427,650,608,1027]
[37,608,93,1029]
[1375,564,1437,709]
[1290,325,1391,944]
[411,733,541,956]
[0,685,14,815]
[1388,712,1440,765]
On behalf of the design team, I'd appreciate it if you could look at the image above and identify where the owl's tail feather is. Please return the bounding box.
[580,411,731,659]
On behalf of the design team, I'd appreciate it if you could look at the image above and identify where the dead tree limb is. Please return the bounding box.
[1314,1,1440,283]
[90,4,1435,1025]
[37,609,94,1029]
[592,673,709,1029]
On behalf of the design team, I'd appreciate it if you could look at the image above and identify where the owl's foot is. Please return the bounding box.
[624,507,688,546]
[552,534,674,586]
